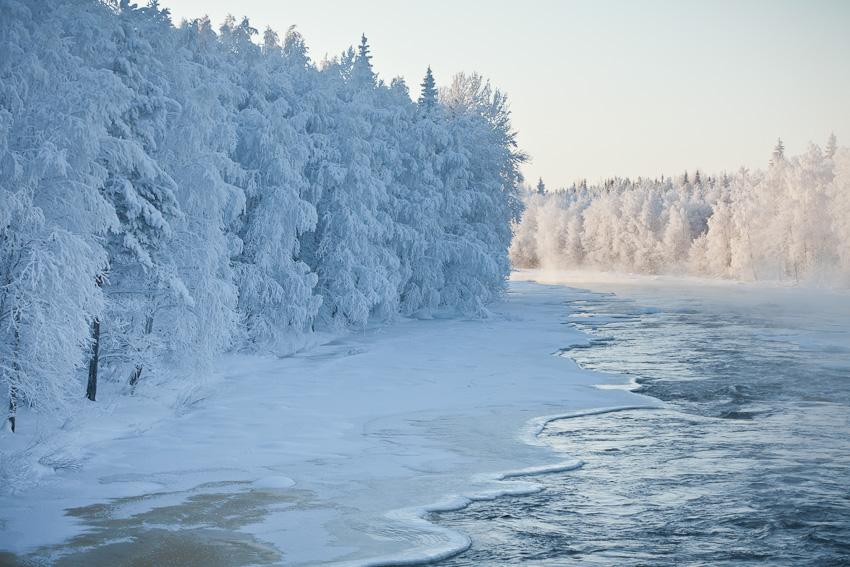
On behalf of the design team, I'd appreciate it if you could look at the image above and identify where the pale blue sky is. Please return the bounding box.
[160,0,850,188]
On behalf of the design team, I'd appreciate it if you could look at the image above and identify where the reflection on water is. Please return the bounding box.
[434,290,850,566]
[5,482,320,566]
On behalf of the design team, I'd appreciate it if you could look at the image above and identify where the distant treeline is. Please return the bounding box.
[512,137,850,285]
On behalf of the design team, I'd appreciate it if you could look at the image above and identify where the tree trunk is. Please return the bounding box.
[8,315,21,432]
[7,384,16,433]
[86,274,105,402]
[86,316,100,402]
[128,312,153,392]
[128,364,142,389]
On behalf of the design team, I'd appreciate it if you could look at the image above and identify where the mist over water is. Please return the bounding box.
[433,282,850,566]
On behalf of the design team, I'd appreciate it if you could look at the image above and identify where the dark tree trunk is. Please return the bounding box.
[86,316,100,402]
[86,274,105,402]
[7,384,16,433]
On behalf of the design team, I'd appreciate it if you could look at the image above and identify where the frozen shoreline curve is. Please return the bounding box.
[339,403,664,567]
[0,275,651,566]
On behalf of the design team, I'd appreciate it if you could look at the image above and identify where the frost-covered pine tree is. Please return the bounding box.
[217,16,321,349]
[536,178,546,195]
[391,74,448,314]
[351,34,376,89]
[771,137,785,165]
[154,14,246,371]
[418,66,438,112]
[307,35,400,326]
[439,72,526,312]
[826,132,838,159]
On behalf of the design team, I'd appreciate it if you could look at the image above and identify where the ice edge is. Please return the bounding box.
[330,404,659,567]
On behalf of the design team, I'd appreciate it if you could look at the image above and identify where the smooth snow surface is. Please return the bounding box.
[0,279,652,565]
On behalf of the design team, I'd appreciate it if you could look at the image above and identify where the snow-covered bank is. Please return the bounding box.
[0,278,652,566]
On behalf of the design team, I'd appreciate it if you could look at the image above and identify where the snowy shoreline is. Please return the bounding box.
[330,404,662,567]
[0,275,653,566]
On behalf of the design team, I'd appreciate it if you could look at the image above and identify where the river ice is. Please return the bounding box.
[6,271,845,565]
[0,277,651,566]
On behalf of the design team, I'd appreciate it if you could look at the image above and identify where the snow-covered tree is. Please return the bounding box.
[511,139,850,286]
[1,0,117,424]
[218,16,321,348]
[771,137,785,165]
[536,178,546,195]
[439,72,526,312]
[418,66,438,112]
[826,132,838,159]
[350,34,376,89]
[1,0,528,426]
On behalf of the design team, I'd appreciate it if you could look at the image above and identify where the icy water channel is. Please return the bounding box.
[434,280,850,566]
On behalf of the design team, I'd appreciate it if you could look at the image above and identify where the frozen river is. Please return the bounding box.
[3,274,848,566]
[435,274,850,566]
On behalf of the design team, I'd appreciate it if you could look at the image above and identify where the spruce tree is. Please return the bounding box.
[418,66,437,111]
[772,138,785,165]
[826,132,838,159]
[262,26,280,55]
[351,34,375,87]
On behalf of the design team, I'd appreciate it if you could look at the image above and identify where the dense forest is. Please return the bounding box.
[0,0,525,430]
[512,138,850,286]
